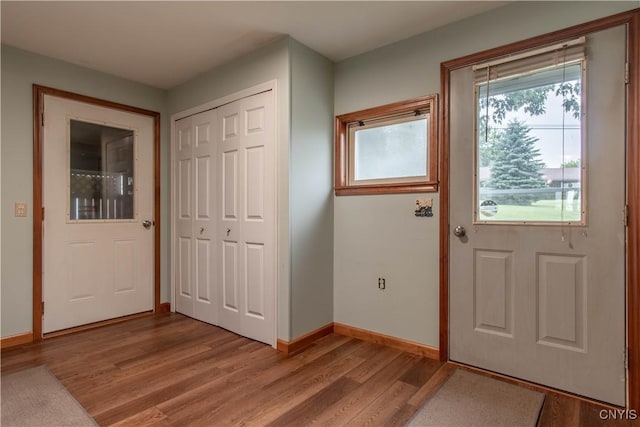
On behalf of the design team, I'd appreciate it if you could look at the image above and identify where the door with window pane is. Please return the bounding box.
[449,27,626,405]
[43,95,154,333]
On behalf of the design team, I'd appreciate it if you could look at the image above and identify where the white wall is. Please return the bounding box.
[289,39,334,338]
[333,1,637,348]
[0,45,167,337]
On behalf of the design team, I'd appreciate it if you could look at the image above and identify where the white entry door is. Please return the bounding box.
[218,91,276,345]
[174,109,218,325]
[449,27,627,405]
[43,95,154,333]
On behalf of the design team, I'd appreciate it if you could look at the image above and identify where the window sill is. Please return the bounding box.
[335,182,438,196]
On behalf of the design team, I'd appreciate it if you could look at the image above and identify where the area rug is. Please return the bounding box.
[1,365,97,427]
[406,369,545,427]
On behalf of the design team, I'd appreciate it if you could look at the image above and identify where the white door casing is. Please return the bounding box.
[449,26,627,405]
[43,95,154,333]
[174,109,218,325]
[217,91,276,345]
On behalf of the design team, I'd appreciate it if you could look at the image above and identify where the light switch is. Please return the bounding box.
[15,202,27,217]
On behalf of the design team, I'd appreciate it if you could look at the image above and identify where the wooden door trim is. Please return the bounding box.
[439,9,640,409]
[32,84,161,341]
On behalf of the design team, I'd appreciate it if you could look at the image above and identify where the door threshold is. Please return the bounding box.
[448,361,625,410]
[43,311,155,339]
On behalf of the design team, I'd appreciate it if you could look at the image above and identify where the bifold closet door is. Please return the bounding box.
[174,109,218,325]
[217,91,276,345]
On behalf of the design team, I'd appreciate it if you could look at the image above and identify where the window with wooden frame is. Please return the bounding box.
[335,94,438,196]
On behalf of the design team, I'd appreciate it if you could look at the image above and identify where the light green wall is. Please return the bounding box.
[333,1,637,347]
[0,44,168,337]
[289,39,334,338]
[166,37,294,340]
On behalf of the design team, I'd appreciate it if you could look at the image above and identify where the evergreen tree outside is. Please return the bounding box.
[477,80,580,167]
[487,119,546,205]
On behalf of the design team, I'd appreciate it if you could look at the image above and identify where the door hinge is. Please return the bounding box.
[624,348,629,370]
[42,207,45,220]
[625,204,629,227]
[41,112,45,127]
[42,301,45,315]
[625,62,629,85]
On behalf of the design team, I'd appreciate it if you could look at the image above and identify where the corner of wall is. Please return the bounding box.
[289,38,335,339]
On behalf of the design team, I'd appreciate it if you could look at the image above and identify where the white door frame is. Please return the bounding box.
[33,84,162,340]
[170,80,279,346]
[439,10,640,409]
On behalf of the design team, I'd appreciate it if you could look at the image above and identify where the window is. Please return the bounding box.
[335,95,438,195]
[69,119,135,221]
[474,38,585,224]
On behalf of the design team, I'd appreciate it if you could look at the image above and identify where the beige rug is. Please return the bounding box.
[1,365,97,427]
[407,369,545,427]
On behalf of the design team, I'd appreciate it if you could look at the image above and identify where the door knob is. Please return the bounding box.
[142,220,152,229]
[453,225,466,237]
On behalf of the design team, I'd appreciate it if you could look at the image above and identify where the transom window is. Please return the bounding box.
[474,38,586,224]
[335,95,438,195]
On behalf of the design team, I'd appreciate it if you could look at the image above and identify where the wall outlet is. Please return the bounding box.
[14,202,27,217]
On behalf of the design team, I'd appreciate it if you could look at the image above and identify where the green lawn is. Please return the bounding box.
[479,199,581,222]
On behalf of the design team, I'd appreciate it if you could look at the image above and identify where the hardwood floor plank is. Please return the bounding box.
[69,343,229,402]
[537,393,581,427]
[399,356,443,387]
[345,343,404,383]
[406,362,455,407]
[214,343,368,426]
[157,346,294,425]
[309,351,421,426]
[109,407,172,427]
[174,336,357,426]
[347,380,418,426]
[92,366,225,426]
[265,377,361,427]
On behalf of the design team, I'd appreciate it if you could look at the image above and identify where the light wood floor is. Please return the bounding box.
[0,314,631,426]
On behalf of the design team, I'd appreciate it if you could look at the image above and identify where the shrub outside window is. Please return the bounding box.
[335,95,438,196]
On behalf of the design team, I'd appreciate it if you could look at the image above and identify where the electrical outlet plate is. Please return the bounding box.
[14,202,27,217]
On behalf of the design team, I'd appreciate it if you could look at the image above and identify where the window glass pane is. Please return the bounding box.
[69,120,135,220]
[354,118,427,181]
[476,62,583,223]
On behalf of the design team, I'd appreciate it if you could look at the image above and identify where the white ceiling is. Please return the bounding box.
[1,1,507,89]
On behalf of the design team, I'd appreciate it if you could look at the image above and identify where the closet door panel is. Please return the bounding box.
[192,110,218,324]
[217,90,275,345]
[174,118,194,316]
[173,110,218,324]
